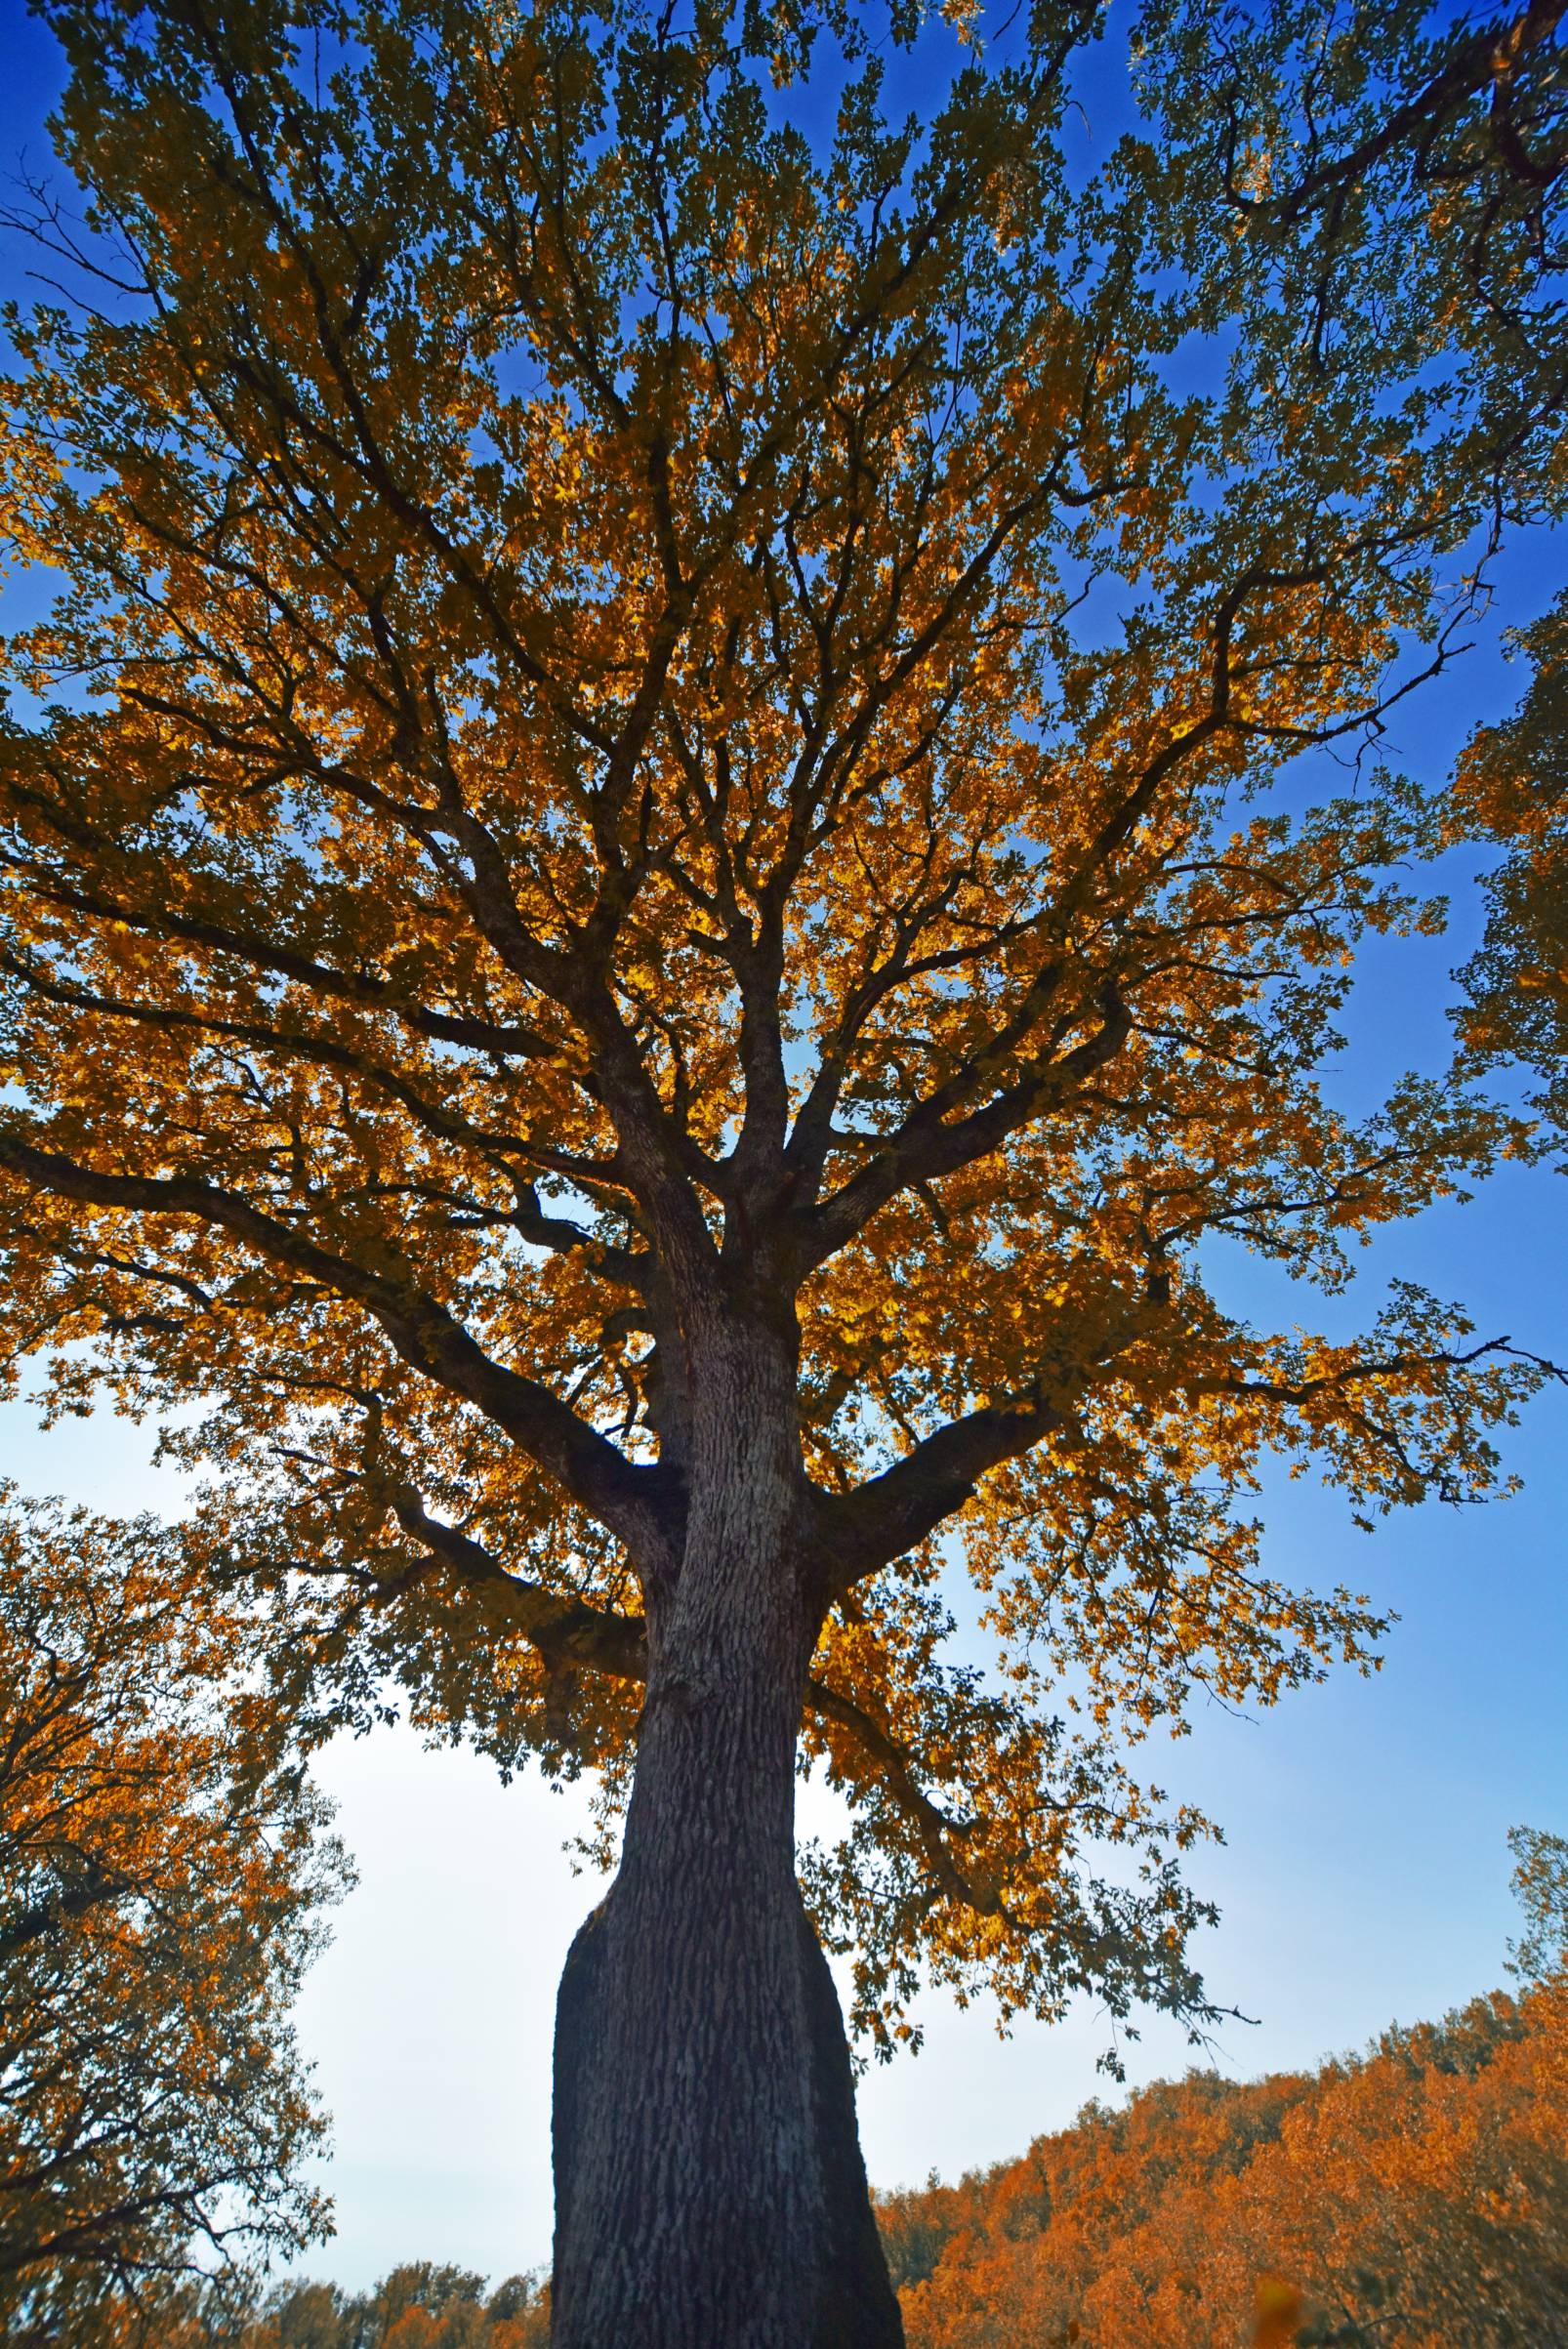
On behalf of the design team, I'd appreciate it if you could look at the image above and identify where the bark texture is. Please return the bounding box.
[550,1325,905,2349]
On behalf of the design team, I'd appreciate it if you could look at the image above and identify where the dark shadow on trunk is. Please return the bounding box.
[794,1890,907,2349]
[552,1876,904,2349]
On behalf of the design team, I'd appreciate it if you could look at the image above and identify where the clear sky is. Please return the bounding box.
[1,0,1564,2298]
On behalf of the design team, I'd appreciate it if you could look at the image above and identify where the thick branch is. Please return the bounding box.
[0,946,648,1280]
[0,847,556,1064]
[1241,0,1566,227]
[0,1130,681,1573]
[815,1392,1069,1593]
[384,1491,649,1678]
[800,987,1133,1274]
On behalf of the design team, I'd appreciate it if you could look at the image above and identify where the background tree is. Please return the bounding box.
[0,0,1564,2341]
[890,1840,1568,2346]
[0,1486,342,2348]
[1505,1820,1568,1984]
[62,2262,555,2349]
[892,1980,1568,2346]
[1453,592,1568,1158]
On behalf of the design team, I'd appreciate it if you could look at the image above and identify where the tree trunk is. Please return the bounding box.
[549,1325,905,2349]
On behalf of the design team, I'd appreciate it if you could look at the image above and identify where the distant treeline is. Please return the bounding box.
[149,2263,551,2347]
[878,1980,1568,2347]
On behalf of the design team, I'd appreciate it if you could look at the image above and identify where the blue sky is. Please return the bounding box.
[0,0,1563,2296]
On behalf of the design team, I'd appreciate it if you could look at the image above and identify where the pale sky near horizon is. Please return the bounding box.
[1,0,1564,2299]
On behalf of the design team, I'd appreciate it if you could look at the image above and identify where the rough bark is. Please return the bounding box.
[549,1322,905,2349]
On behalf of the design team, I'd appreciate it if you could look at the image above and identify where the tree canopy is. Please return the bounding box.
[0,0,1562,2110]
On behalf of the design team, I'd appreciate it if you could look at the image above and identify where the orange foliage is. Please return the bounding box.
[891,1983,1568,2347]
[69,2263,554,2348]
[0,1489,343,2345]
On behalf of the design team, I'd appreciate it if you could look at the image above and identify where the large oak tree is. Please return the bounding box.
[0,0,1564,2339]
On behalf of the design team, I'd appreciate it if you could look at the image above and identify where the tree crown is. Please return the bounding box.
[1,0,1563,2046]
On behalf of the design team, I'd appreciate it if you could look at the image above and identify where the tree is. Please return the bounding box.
[0,1486,342,2346]
[1453,591,1568,1158]
[1506,1820,1568,1983]
[67,2262,555,2348]
[0,0,1564,2340]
